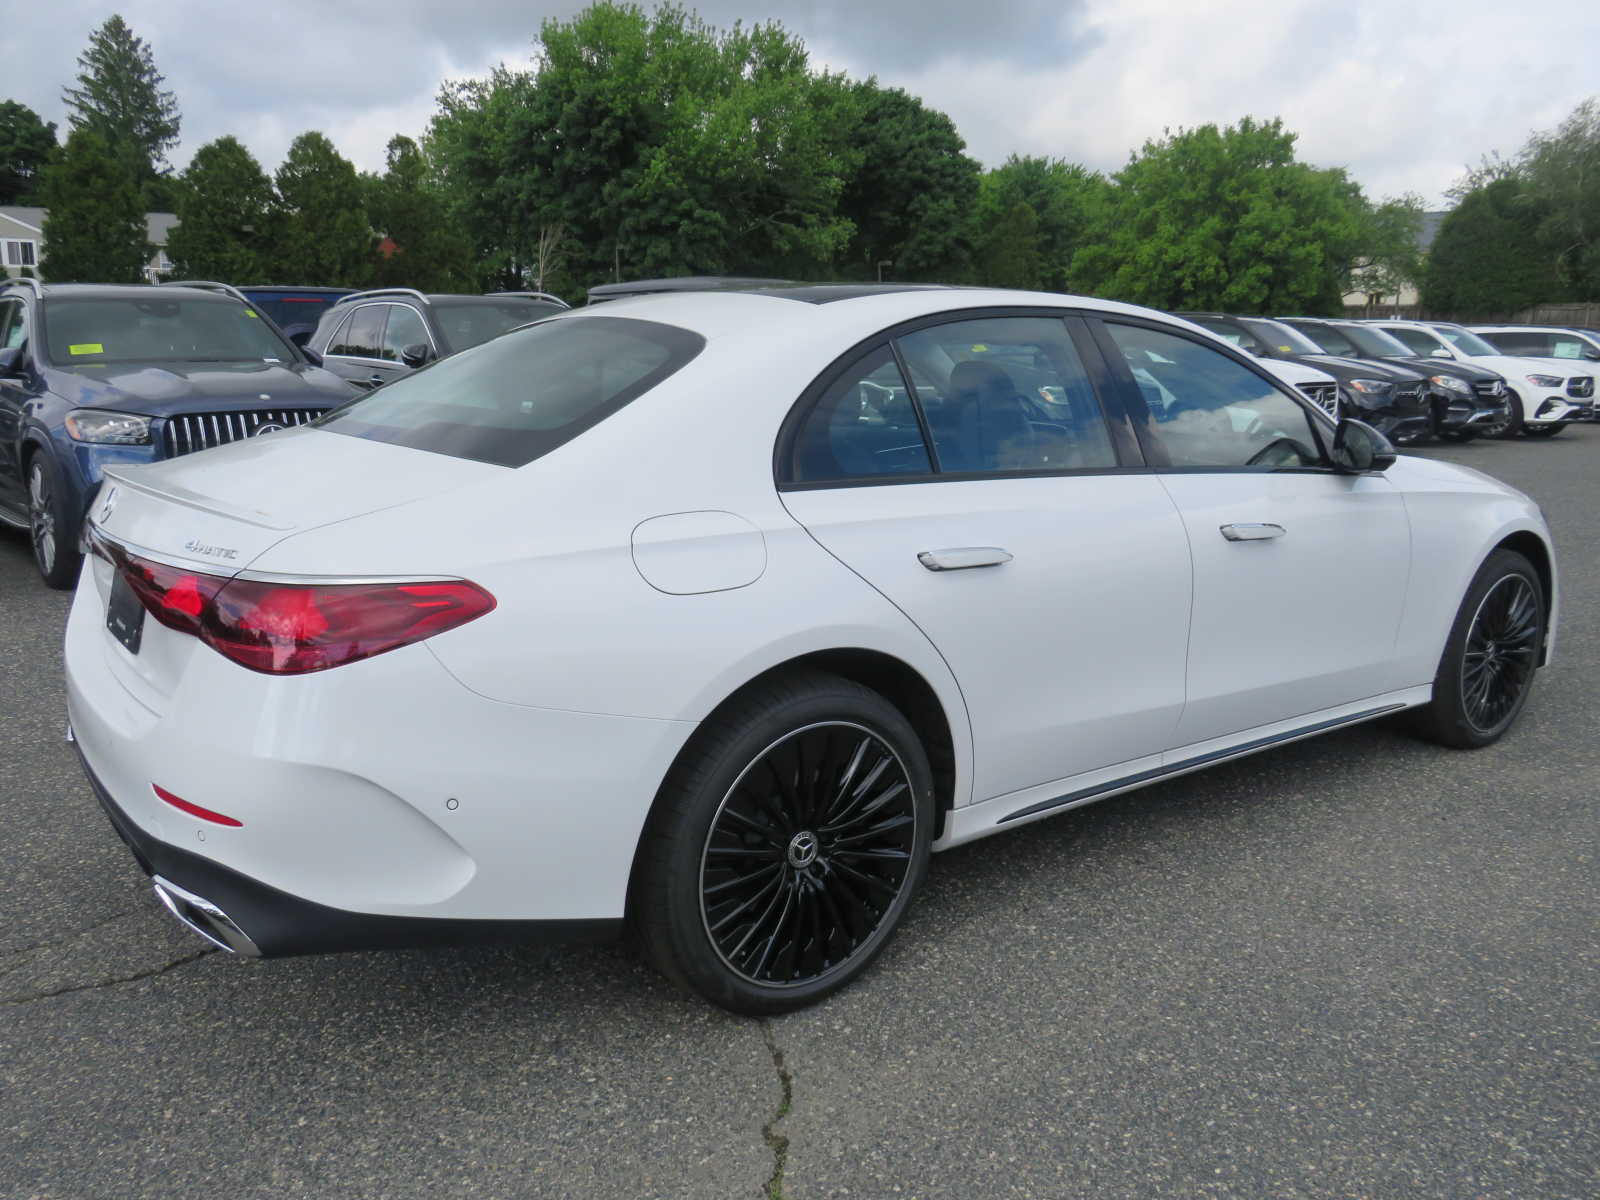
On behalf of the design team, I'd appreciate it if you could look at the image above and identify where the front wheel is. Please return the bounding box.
[631,671,934,1014]
[1522,423,1566,438]
[1407,549,1545,749]
[27,453,82,590]
[1481,399,1525,440]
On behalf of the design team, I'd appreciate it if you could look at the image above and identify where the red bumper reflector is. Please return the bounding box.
[152,784,243,827]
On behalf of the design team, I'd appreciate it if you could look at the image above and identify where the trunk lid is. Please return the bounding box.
[91,426,502,572]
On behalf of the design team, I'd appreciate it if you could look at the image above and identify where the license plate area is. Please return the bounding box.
[106,568,145,655]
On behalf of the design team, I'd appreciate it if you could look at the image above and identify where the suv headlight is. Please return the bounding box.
[1524,374,1563,389]
[1347,378,1394,396]
[64,409,153,445]
[1429,374,1471,395]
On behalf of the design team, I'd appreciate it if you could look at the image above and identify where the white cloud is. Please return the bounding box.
[4,0,1597,204]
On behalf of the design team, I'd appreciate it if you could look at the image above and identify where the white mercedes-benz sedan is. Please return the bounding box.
[64,285,1558,1013]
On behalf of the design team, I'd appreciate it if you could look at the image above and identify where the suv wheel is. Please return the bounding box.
[27,453,82,590]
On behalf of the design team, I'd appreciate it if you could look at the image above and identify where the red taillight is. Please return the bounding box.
[152,784,243,827]
[106,542,495,675]
[204,578,496,674]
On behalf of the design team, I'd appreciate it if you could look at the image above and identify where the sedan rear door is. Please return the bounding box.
[778,312,1192,806]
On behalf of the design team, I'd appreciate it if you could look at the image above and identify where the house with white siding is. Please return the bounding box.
[1,205,177,283]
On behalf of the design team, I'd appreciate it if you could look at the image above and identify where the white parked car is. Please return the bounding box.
[1369,319,1595,437]
[1469,325,1600,424]
[66,286,1558,1013]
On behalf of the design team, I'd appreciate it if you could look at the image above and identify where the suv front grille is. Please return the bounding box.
[1297,382,1339,417]
[1568,376,1594,398]
[1393,383,1426,410]
[1472,379,1504,398]
[160,409,325,458]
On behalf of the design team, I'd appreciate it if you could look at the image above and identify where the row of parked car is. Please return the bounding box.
[0,273,1595,591]
[1183,312,1599,445]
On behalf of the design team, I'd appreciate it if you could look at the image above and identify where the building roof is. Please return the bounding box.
[0,206,47,232]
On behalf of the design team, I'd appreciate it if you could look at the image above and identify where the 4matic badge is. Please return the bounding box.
[183,540,240,561]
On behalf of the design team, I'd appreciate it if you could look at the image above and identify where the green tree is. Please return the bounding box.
[271,132,373,286]
[1347,193,1425,306]
[835,81,980,281]
[165,136,275,280]
[431,3,859,287]
[1422,178,1563,314]
[367,135,471,290]
[38,127,149,283]
[970,156,1107,292]
[0,101,58,205]
[61,13,181,196]
[972,199,1042,289]
[1518,96,1600,299]
[1071,117,1366,313]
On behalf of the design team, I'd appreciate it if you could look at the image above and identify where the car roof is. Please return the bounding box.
[4,282,242,302]
[239,285,355,295]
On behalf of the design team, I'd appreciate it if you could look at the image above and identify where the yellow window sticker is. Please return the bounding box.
[69,343,105,355]
[244,309,259,317]
[971,343,988,352]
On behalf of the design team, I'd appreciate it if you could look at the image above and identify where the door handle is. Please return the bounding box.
[367,374,386,386]
[1219,523,1286,541]
[918,547,1013,571]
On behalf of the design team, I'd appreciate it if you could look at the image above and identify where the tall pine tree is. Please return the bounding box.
[39,128,150,283]
[166,136,275,280]
[61,14,181,199]
[271,132,373,286]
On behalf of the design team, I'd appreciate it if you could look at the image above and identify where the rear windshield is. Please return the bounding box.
[45,296,294,365]
[315,315,704,467]
[246,294,345,330]
[431,298,566,352]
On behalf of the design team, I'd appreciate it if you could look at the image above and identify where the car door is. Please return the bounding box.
[0,298,31,507]
[321,304,400,391]
[778,312,1192,805]
[1094,318,1411,748]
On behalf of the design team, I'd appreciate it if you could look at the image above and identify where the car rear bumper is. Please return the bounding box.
[64,564,693,953]
[75,745,620,957]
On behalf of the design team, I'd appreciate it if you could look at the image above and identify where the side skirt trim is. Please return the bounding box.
[996,702,1407,826]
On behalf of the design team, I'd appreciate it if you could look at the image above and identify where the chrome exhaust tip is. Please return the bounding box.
[151,876,262,957]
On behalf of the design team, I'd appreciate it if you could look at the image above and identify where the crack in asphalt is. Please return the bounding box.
[760,1020,794,1200]
[0,909,142,961]
[2,945,219,1006]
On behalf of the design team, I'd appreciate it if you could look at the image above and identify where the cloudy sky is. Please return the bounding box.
[6,1,1599,207]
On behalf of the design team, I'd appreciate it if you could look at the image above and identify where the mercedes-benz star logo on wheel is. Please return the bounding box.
[786,830,820,870]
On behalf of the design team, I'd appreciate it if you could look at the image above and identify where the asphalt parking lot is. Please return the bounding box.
[2,430,1596,1200]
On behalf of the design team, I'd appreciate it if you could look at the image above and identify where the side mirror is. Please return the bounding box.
[400,343,432,369]
[0,346,19,376]
[299,346,324,368]
[1331,417,1396,473]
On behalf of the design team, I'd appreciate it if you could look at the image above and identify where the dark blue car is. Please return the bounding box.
[238,285,355,347]
[0,279,356,588]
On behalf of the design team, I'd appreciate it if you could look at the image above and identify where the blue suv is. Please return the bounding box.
[0,279,356,588]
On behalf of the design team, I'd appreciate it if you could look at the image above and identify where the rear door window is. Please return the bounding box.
[330,306,386,359]
[785,345,933,483]
[316,315,704,468]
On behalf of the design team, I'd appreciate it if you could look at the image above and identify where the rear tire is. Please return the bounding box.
[27,452,82,591]
[631,670,934,1014]
[1407,549,1544,749]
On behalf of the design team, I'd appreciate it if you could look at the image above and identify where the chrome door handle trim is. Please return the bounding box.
[1219,523,1286,542]
[918,547,1013,571]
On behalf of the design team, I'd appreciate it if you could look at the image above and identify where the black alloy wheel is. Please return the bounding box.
[700,721,917,987]
[1408,549,1544,749]
[1459,574,1542,735]
[633,670,933,1014]
[1480,399,1524,440]
[27,453,81,590]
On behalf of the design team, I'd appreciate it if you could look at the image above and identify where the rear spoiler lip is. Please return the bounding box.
[100,465,295,531]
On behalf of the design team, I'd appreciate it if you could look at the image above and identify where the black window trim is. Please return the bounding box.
[774,306,1146,492]
[1086,313,1342,476]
